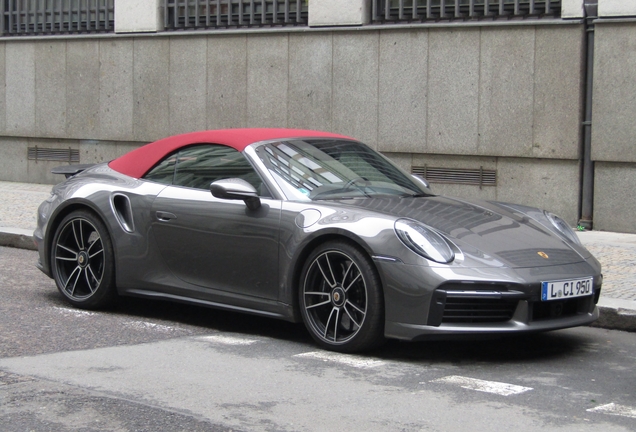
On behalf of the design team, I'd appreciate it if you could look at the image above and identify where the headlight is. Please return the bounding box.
[545,211,581,245]
[394,219,454,263]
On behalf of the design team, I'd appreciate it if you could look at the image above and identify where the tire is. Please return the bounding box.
[51,210,117,309]
[299,240,385,353]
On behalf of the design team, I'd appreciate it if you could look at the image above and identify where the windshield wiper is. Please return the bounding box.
[400,192,429,198]
[311,190,371,200]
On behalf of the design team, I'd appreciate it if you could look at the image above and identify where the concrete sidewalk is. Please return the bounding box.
[1,180,635,332]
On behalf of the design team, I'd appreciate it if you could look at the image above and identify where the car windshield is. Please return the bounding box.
[255,139,433,201]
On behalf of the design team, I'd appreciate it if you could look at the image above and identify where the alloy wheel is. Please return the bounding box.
[302,249,368,345]
[54,217,105,300]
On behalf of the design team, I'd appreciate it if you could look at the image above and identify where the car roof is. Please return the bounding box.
[108,128,352,179]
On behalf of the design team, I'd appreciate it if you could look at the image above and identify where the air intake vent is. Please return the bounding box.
[412,165,496,188]
[442,298,517,323]
[28,147,79,163]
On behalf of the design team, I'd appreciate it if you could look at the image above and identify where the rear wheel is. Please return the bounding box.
[300,241,385,352]
[51,210,117,309]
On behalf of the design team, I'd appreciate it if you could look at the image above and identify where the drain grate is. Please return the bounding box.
[412,165,496,188]
[28,146,79,163]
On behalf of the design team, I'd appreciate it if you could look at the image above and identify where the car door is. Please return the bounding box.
[147,144,281,300]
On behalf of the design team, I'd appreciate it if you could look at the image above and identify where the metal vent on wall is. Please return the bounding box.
[28,147,80,163]
[412,165,497,188]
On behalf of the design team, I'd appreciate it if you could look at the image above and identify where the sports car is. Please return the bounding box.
[34,128,602,352]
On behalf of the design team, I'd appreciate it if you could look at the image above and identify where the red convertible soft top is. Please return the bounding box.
[108,128,351,179]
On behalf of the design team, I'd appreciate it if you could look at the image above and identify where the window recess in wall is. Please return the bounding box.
[1,0,115,36]
[164,0,309,30]
[372,0,562,23]
[28,147,80,164]
[412,165,497,189]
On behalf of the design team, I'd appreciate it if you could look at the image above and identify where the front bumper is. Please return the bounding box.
[386,302,599,341]
[376,259,602,341]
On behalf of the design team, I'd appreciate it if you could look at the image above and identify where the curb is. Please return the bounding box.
[0,228,37,251]
[1,228,634,333]
[594,298,636,332]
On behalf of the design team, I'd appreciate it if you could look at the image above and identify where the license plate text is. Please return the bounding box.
[541,277,593,301]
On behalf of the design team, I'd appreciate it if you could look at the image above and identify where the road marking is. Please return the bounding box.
[52,307,96,317]
[294,351,385,369]
[431,376,533,396]
[197,335,258,345]
[123,320,180,333]
[587,403,636,419]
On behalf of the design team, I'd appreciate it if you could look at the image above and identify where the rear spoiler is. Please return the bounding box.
[51,164,96,179]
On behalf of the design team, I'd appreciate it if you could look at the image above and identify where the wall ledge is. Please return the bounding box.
[0,18,583,42]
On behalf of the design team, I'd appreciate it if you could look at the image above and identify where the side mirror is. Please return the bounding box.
[411,174,432,191]
[210,178,261,211]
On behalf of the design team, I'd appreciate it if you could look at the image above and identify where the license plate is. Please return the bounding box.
[541,277,593,301]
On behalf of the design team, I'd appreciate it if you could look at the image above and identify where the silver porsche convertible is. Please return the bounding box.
[35,129,602,352]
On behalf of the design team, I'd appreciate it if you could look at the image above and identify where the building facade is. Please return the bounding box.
[0,0,635,232]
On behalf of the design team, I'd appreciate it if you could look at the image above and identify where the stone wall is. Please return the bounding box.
[0,0,635,232]
[0,24,586,224]
[591,21,636,232]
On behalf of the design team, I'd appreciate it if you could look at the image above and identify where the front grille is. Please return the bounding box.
[532,298,581,321]
[442,298,517,323]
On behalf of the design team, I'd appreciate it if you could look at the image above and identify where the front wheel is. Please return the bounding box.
[299,241,385,352]
[51,210,117,309]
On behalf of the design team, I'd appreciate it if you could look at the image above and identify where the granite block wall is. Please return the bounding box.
[1,20,632,231]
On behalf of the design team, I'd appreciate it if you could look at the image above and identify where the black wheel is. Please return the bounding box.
[300,241,385,352]
[51,210,117,309]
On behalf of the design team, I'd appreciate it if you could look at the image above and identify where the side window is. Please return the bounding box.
[173,145,271,197]
[144,154,177,185]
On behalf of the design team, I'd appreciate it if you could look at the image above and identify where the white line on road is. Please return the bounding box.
[430,375,533,396]
[52,307,96,317]
[587,403,636,419]
[196,335,258,345]
[294,351,385,368]
[123,320,180,333]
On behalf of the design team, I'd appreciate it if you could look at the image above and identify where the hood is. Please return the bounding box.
[340,195,585,268]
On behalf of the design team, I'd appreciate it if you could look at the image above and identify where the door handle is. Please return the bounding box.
[156,211,177,222]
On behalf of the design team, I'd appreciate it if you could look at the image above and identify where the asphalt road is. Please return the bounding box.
[1,246,635,431]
